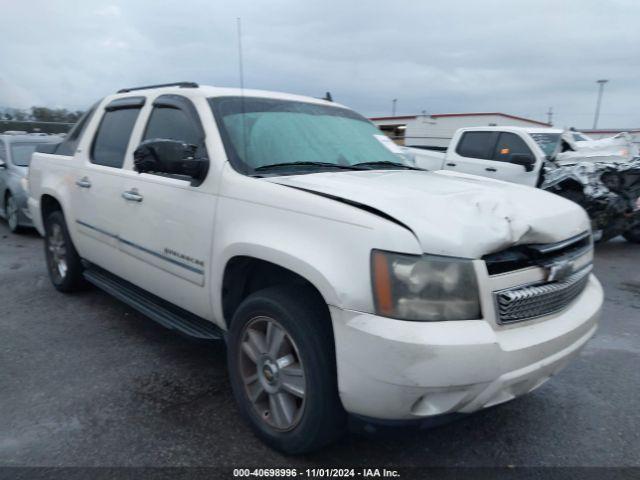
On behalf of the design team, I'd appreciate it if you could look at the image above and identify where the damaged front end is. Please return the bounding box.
[541,157,640,242]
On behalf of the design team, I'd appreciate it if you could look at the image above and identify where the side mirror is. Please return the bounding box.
[133,139,207,180]
[510,153,536,172]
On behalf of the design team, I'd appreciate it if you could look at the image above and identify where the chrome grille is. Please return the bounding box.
[494,265,592,324]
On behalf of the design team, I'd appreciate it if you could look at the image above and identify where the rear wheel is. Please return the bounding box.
[227,286,346,454]
[623,225,640,243]
[6,193,20,233]
[44,210,86,292]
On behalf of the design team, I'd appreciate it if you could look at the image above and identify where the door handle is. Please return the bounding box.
[446,162,457,167]
[485,167,497,172]
[122,189,143,202]
[75,177,91,188]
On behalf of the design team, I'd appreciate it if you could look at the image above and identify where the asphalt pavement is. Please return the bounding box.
[0,221,638,468]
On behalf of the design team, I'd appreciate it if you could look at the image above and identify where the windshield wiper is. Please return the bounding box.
[352,161,425,171]
[254,161,367,172]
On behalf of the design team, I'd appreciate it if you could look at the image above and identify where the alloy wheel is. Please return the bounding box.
[7,195,18,231]
[239,316,307,431]
[47,223,68,283]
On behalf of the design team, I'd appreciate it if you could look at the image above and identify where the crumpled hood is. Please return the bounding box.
[266,170,589,258]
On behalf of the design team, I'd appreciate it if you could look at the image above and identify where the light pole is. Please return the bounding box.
[392,99,397,116]
[593,79,608,129]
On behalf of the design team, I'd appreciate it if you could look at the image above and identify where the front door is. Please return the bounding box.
[483,132,540,186]
[115,94,216,319]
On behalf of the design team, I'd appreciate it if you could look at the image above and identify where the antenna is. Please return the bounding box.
[236,17,248,167]
[237,17,245,93]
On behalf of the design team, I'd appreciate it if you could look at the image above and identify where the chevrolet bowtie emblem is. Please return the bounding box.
[546,259,574,282]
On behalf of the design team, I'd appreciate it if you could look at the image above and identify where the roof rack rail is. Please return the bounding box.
[117,82,199,93]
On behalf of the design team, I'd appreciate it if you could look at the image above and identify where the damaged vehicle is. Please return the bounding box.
[27,83,602,454]
[405,127,640,242]
[542,131,640,242]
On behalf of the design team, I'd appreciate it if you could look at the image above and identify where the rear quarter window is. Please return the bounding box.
[54,104,98,156]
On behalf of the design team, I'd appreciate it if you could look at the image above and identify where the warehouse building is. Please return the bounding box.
[371,112,551,149]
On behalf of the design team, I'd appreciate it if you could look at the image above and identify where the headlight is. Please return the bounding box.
[20,176,29,194]
[371,250,481,321]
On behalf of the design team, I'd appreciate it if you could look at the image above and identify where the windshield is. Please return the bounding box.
[529,133,561,158]
[10,143,39,167]
[209,97,406,174]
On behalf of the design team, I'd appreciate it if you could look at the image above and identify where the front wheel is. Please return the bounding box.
[44,210,86,292]
[623,224,640,243]
[227,286,346,454]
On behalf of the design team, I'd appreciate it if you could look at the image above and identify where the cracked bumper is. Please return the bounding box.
[330,275,602,420]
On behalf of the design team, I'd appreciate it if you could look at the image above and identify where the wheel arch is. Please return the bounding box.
[40,194,64,225]
[219,249,339,329]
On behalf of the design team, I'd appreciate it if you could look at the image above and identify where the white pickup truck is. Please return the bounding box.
[405,126,640,242]
[28,83,602,453]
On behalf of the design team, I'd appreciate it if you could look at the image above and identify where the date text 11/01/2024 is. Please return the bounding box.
[233,468,400,477]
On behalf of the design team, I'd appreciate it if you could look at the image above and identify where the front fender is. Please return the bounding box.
[209,191,420,324]
[216,242,341,313]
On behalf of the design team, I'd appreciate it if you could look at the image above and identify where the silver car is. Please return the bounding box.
[0,133,62,232]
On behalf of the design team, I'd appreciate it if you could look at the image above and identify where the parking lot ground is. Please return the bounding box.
[0,221,639,468]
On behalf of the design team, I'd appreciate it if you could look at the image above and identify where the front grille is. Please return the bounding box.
[483,231,592,275]
[494,265,592,324]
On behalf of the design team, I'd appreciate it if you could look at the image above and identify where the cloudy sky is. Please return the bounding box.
[1,0,638,128]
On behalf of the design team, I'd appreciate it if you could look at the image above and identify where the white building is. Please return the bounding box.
[371,112,551,149]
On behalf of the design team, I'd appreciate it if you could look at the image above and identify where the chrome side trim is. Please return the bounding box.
[76,220,204,275]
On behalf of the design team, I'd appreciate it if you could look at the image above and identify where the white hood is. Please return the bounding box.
[267,170,590,258]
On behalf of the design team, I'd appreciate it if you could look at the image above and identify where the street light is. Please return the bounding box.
[593,79,608,129]
[392,99,397,116]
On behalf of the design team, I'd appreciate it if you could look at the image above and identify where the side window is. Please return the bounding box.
[91,107,142,168]
[139,95,208,184]
[492,132,533,162]
[143,107,200,145]
[456,132,497,160]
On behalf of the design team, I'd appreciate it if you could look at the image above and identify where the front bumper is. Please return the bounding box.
[7,191,34,228]
[330,274,602,420]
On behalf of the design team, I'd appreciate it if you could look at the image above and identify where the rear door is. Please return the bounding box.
[70,97,145,276]
[114,94,216,319]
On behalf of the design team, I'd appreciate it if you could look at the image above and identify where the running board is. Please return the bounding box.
[83,266,224,340]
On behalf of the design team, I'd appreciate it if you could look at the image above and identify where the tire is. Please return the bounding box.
[227,285,346,454]
[44,210,86,292]
[623,225,640,243]
[5,193,21,233]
